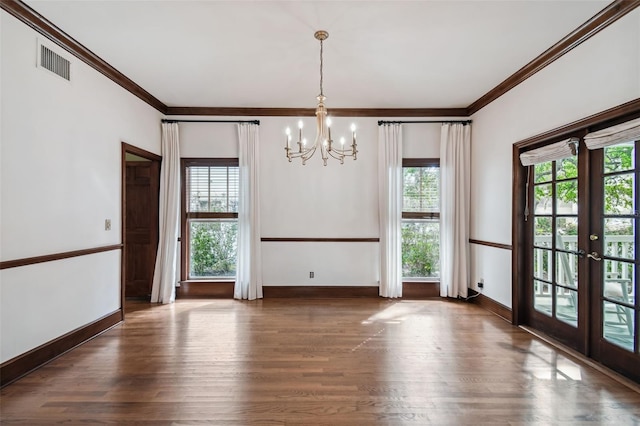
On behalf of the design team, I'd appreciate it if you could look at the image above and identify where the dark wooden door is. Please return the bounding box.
[125,161,159,299]
[588,141,639,382]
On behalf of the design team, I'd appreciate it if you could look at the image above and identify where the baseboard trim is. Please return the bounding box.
[469,290,513,323]
[263,286,379,298]
[177,283,441,299]
[0,309,122,388]
[177,281,235,298]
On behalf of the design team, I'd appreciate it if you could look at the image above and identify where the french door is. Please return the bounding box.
[588,140,638,380]
[525,138,639,381]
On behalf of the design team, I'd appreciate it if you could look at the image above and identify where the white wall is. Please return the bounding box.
[0,11,162,362]
[178,117,442,286]
[469,9,640,307]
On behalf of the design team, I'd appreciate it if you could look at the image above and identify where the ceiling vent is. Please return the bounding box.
[38,42,71,81]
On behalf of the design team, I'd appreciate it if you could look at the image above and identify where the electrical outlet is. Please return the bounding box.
[477,279,484,289]
[309,272,314,278]
[105,219,111,231]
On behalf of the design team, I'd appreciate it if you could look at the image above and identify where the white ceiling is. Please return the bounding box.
[25,0,610,109]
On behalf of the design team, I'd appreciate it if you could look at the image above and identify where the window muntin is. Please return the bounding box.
[184,160,239,280]
[402,160,440,279]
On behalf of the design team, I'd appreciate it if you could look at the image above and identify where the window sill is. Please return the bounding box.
[180,279,235,285]
[402,279,440,284]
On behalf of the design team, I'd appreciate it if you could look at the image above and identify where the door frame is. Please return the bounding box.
[121,142,162,318]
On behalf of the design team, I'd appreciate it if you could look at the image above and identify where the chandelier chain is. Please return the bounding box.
[319,39,324,96]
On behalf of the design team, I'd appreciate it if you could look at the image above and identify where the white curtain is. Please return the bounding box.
[378,124,403,298]
[235,123,263,300]
[440,123,471,298]
[151,122,181,304]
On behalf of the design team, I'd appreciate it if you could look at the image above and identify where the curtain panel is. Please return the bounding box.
[378,124,403,298]
[235,123,263,300]
[440,123,471,299]
[151,122,181,304]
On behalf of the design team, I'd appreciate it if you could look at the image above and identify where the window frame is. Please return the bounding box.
[181,158,239,282]
[402,158,440,282]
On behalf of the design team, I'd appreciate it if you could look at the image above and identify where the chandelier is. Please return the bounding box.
[285,30,358,166]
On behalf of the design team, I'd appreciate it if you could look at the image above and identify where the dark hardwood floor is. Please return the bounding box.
[1,298,639,424]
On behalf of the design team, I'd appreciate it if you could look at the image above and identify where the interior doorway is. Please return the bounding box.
[121,143,161,304]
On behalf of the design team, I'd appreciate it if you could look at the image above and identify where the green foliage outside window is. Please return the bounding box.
[190,221,237,278]
[533,145,634,219]
[402,221,439,278]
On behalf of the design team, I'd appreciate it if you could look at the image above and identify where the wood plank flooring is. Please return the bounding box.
[2,298,640,425]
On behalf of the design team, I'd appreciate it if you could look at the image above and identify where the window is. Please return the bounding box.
[402,159,440,280]
[183,159,238,280]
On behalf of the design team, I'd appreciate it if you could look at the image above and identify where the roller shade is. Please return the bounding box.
[519,137,579,166]
[584,117,640,150]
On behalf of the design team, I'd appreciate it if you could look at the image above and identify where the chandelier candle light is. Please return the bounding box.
[285,30,358,166]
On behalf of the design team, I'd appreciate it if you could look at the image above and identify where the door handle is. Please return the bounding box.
[587,251,602,261]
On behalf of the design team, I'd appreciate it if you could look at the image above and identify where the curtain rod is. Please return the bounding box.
[378,120,471,125]
[162,119,260,125]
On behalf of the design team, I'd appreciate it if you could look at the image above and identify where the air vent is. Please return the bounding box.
[39,43,71,81]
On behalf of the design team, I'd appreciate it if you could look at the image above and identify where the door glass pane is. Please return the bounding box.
[533,248,552,281]
[556,252,578,288]
[604,219,634,260]
[534,217,551,247]
[604,173,634,215]
[534,279,552,316]
[555,217,578,250]
[603,301,634,351]
[555,180,577,214]
[534,184,552,214]
[604,142,634,173]
[604,260,634,295]
[556,287,578,327]
[556,156,578,180]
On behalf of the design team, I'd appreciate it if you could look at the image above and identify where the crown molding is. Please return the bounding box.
[0,0,167,113]
[164,106,470,117]
[468,0,640,115]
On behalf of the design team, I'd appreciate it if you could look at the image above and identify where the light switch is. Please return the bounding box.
[105,219,111,231]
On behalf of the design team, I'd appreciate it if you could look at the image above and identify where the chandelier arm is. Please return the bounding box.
[301,144,318,161]
[326,148,345,160]
[288,145,315,159]
[329,146,357,156]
